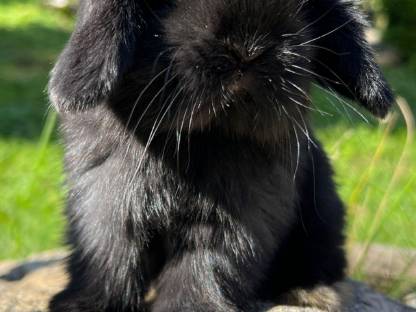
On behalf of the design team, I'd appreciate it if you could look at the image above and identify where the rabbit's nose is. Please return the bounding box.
[211,55,238,74]
[228,70,255,95]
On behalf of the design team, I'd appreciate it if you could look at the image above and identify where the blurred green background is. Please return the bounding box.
[0,0,415,298]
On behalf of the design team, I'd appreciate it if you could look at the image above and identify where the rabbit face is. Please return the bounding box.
[110,0,314,141]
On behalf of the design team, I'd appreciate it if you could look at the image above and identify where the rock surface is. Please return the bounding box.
[0,251,67,312]
[0,251,415,312]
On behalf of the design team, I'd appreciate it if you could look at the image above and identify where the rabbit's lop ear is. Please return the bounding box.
[307,0,394,118]
[49,0,144,112]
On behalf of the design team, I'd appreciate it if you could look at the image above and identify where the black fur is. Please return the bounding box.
[48,0,393,311]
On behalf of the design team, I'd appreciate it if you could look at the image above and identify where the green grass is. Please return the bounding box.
[312,83,416,250]
[0,0,72,259]
[0,0,415,297]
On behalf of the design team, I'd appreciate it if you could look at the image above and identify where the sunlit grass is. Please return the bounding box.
[0,2,73,29]
[0,135,64,259]
[313,90,416,298]
[311,87,416,251]
[0,0,69,259]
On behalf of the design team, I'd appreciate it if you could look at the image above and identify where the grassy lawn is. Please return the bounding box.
[312,75,416,250]
[0,0,72,259]
[0,0,415,296]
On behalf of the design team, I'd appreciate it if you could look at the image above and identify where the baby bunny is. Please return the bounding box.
[48,0,393,311]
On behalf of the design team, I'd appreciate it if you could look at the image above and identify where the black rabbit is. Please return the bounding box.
[48,0,393,311]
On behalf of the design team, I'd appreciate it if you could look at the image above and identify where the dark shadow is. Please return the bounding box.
[310,83,415,133]
[310,88,379,131]
[0,253,66,281]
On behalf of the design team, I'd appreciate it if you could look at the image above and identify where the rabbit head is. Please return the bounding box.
[49,0,394,141]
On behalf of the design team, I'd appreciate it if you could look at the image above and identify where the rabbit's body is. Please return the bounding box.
[49,0,393,311]
[55,106,345,311]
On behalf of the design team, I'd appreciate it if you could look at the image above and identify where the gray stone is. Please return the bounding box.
[0,251,67,312]
[404,293,416,309]
[0,251,414,312]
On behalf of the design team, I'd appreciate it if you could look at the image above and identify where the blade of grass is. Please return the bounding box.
[352,97,416,274]
[347,111,398,243]
[34,110,57,170]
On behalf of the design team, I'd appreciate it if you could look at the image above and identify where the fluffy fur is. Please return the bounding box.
[48,0,393,311]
